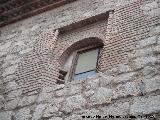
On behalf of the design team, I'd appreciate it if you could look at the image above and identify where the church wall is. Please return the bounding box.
[0,0,160,119]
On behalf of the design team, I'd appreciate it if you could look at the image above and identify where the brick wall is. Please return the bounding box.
[101,0,160,71]
[15,29,61,94]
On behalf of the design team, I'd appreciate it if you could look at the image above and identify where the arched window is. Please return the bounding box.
[73,46,101,80]
[59,37,104,82]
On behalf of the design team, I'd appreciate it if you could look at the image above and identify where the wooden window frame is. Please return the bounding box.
[68,45,102,81]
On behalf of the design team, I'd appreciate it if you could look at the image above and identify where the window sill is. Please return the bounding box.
[64,72,100,84]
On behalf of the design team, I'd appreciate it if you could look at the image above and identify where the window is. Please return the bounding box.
[74,48,100,80]
[63,46,101,81]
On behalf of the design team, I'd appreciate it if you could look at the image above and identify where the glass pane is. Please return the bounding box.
[74,70,96,80]
[75,49,99,74]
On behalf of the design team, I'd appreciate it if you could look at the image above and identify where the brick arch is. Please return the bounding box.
[59,37,104,67]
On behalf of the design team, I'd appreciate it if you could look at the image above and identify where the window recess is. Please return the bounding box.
[62,46,101,81]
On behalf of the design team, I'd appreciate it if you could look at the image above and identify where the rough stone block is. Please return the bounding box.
[114,82,140,99]
[5,54,18,61]
[9,45,25,53]
[149,8,160,17]
[3,75,17,83]
[0,95,5,110]
[10,58,21,65]
[150,25,160,35]
[152,45,160,54]
[0,111,13,120]
[67,83,82,96]
[2,65,18,77]
[0,51,7,57]
[135,118,149,120]
[84,90,95,97]
[143,75,160,93]
[3,56,21,68]
[0,41,12,52]
[6,33,17,40]
[141,65,158,77]
[37,92,53,103]
[113,72,136,84]
[49,117,63,120]
[14,41,25,46]
[77,108,100,117]
[61,95,86,113]
[5,98,20,110]
[19,48,32,54]
[101,102,130,116]
[42,86,54,93]
[43,106,59,118]
[142,2,158,11]
[85,78,99,90]
[32,104,47,120]
[107,64,131,75]
[136,36,157,49]
[89,87,113,104]
[6,81,18,92]
[116,0,135,6]
[133,56,157,69]
[158,36,160,44]
[99,73,114,86]
[43,98,64,118]
[117,64,132,73]
[15,107,32,120]
[129,48,153,59]
[5,89,22,100]
[52,84,65,91]
[55,88,67,97]
[18,95,37,107]
[42,84,65,93]
[130,95,160,115]
[64,114,82,120]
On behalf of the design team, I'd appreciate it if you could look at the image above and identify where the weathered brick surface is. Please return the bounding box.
[15,29,60,94]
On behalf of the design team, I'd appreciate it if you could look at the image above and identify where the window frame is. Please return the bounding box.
[68,45,102,81]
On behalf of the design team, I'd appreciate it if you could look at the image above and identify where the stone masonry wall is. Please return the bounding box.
[0,37,160,119]
[0,0,160,120]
